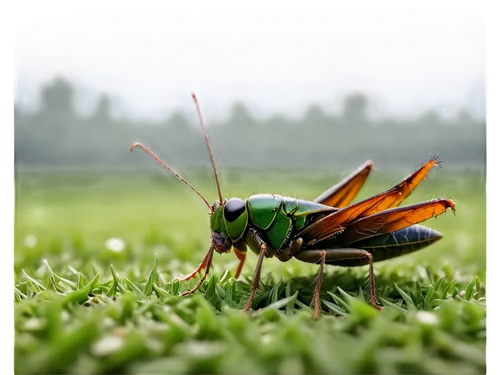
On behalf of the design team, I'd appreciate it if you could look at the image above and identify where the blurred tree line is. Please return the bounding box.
[15,77,485,172]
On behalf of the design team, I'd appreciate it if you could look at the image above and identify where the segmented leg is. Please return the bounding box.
[180,245,215,297]
[243,243,267,312]
[363,250,381,310]
[233,246,247,279]
[314,160,373,208]
[294,248,383,311]
[313,250,327,320]
[176,248,212,282]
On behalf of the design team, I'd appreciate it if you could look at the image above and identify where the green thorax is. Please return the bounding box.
[210,195,335,252]
[246,194,335,250]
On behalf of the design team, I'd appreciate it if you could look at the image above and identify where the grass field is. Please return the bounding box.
[14,166,486,374]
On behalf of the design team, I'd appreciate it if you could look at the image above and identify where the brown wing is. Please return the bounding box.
[298,157,447,245]
[332,199,455,246]
[295,189,402,243]
[314,160,373,208]
[360,157,441,217]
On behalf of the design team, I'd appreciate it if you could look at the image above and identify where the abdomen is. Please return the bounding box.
[303,225,443,267]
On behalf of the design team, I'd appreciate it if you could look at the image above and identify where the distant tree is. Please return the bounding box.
[301,101,327,121]
[228,102,255,127]
[296,101,335,165]
[29,72,80,166]
[91,94,113,123]
[454,109,477,127]
[13,76,486,170]
[264,112,294,165]
[40,77,75,116]
[336,89,374,167]
[452,105,485,166]
[417,110,442,128]
[14,104,31,164]
[88,90,119,165]
[160,108,196,165]
[222,99,258,164]
[340,93,369,127]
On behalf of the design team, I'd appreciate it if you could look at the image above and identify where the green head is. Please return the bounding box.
[210,198,249,253]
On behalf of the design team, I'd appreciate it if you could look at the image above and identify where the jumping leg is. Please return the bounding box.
[294,248,383,311]
[312,250,327,319]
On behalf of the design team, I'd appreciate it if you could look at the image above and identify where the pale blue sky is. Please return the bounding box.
[15,10,485,121]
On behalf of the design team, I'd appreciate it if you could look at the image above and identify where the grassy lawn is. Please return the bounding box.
[14,167,486,374]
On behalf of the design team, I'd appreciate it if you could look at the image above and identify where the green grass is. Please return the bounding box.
[14,167,486,374]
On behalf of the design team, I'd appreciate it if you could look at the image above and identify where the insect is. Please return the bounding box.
[131,93,455,318]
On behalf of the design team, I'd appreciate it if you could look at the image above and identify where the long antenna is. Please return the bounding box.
[130,143,211,209]
[191,92,224,204]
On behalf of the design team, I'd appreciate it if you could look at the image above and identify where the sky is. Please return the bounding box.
[15,9,485,121]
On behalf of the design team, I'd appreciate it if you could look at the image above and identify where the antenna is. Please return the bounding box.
[130,143,211,209]
[191,93,224,204]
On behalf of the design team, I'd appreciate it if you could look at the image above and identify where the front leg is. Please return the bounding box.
[179,244,216,297]
[232,240,248,279]
[243,243,267,312]
[176,247,213,282]
[243,228,274,311]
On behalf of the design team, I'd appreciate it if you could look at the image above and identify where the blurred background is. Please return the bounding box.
[14,10,486,268]
[15,11,485,172]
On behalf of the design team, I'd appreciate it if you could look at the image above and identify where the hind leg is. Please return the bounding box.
[294,248,382,312]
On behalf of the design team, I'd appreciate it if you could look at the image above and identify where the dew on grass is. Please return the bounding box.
[182,341,226,358]
[24,234,37,248]
[23,318,44,331]
[105,238,126,252]
[416,311,439,325]
[100,317,115,329]
[60,310,70,322]
[92,335,124,356]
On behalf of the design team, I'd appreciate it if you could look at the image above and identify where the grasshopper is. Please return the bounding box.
[131,93,455,318]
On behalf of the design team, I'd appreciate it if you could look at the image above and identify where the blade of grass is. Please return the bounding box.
[144,256,159,297]
[394,283,416,310]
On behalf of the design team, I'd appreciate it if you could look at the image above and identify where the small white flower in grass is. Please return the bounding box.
[184,341,226,358]
[24,234,37,248]
[92,335,124,356]
[416,311,439,325]
[24,318,43,331]
[100,317,115,329]
[105,237,126,252]
[60,310,70,322]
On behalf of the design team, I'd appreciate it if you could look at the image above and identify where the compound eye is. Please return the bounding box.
[224,198,246,222]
